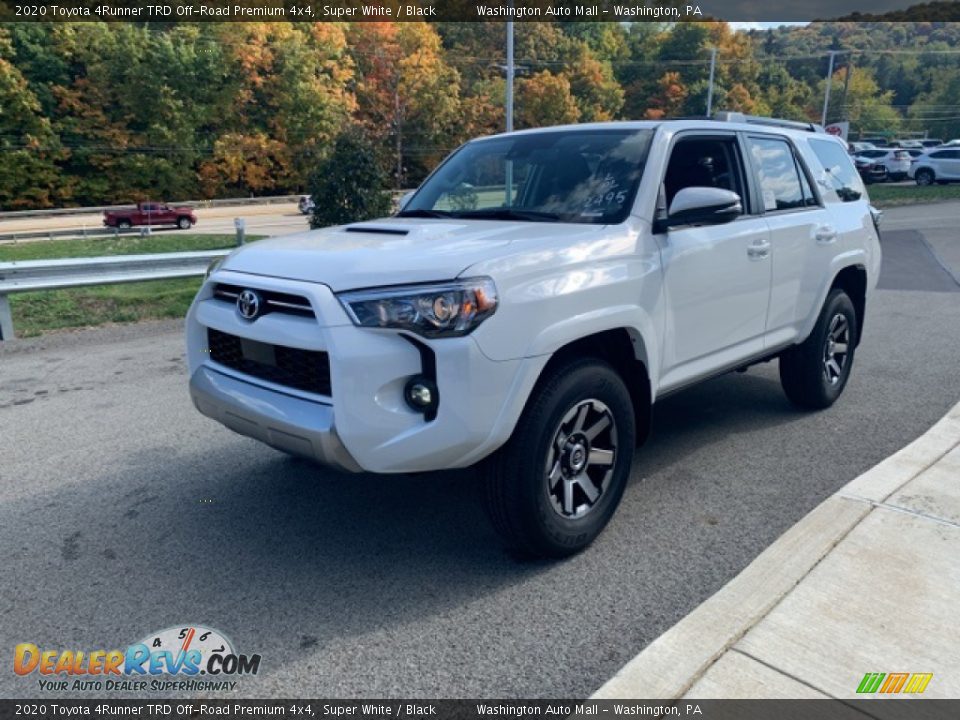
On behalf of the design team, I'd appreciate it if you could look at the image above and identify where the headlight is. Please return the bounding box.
[205,257,224,279]
[338,278,498,338]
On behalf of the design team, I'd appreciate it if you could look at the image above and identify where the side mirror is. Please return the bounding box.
[397,191,415,212]
[663,187,742,229]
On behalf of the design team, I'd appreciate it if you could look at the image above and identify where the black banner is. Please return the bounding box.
[2,700,960,720]
[1,0,960,23]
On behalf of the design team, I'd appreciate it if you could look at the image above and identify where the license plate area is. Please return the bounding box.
[240,337,277,367]
[207,328,333,397]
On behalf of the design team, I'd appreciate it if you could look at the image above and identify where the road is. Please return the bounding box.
[1,204,959,699]
[0,202,308,241]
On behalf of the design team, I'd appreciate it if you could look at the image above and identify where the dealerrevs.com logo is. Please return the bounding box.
[14,625,261,692]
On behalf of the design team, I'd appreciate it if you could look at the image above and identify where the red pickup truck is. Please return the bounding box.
[103,202,197,230]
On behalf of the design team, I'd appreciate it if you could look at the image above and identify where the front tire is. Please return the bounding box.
[177,216,192,230]
[916,168,935,186]
[779,289,858,410]
[482,358,635,558]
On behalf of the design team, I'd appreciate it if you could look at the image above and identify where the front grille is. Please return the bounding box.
[207,328,332,397]
[212,283,314,318]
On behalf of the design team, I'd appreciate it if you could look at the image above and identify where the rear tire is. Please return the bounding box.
[916,169,935,186]
[117,219,132,229]
[482,358,635,558]
[779,289,858,410]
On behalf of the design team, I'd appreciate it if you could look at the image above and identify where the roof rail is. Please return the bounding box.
[712,111,825,133]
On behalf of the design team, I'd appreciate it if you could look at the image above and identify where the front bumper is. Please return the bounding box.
[190,365,362,472]
[186,270,548,474]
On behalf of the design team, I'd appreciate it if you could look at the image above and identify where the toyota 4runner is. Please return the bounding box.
[186,114,881,557]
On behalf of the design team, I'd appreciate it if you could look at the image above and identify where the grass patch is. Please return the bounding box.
[868,183,960,207]
[9,279,204,336]
[1,233,264,337]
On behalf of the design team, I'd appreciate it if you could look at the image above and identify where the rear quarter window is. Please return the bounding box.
[809,139,865,203]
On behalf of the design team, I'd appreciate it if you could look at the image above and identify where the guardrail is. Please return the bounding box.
[0,248,230,341]
[0,225,183,243]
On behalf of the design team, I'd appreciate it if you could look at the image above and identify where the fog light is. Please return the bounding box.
[404,376,438,418]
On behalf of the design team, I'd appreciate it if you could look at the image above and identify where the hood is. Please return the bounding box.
[220,218,604,292]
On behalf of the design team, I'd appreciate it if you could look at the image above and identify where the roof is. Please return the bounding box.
[475,113,829,144]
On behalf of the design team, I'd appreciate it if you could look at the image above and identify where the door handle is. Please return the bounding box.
[816,226,838,244]
[747,241,770,260]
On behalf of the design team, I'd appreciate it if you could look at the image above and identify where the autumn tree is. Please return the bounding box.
[517,71,581,127]
[566,44,624,122]
[347,22,460,186]
[200,22,355,196]
[0,28,60,208]
[642,72,689,120]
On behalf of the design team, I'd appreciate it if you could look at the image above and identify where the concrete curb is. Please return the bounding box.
[592,399,960,699]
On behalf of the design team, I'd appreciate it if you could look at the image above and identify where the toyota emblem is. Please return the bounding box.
[237,289,263,320]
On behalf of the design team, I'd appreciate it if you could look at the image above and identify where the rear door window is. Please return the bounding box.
[809,139,865,203]
[747,136,806,212]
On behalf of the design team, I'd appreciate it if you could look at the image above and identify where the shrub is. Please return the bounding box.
[308,129,392,228]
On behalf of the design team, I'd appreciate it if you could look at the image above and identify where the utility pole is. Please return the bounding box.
[505,20,514,133]
[505,19,514,206]
[394,84,402,190]
[822,50,838,127]
[706,47,717,117]
[839,58,853,121]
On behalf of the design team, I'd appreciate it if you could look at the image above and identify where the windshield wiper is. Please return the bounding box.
[395,208,453,219]
[453,208,561,222]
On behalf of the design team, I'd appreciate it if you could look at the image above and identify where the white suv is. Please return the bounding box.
[853,148,912,181]
[909,148,960,185]
[187,115,881,557]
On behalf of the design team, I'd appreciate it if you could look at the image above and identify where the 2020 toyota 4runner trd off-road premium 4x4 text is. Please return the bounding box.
[186,114,882,557]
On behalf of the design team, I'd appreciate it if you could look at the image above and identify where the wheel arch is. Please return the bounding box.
[829,264,868,347]
[534,328,653,446]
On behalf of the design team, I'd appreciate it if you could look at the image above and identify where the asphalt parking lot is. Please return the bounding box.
[1,204,958,699]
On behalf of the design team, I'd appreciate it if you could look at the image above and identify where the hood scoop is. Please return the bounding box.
[344,225,409,236]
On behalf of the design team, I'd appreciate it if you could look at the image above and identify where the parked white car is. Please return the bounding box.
[853,148,912,181]
[298,195,315,215]
[909,148,960,185]
[187,115,881,557]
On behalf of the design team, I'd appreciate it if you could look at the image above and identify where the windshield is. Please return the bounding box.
[399,128,655,225]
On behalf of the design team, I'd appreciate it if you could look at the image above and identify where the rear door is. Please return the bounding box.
[154,204,176,223]
[745,133,837,349]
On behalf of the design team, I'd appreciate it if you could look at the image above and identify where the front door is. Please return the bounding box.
[656,133,773,392]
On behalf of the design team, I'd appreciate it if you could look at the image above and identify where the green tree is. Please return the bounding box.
[308,129,392,229]
[821,67,901,136]
[907,71,960,140]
